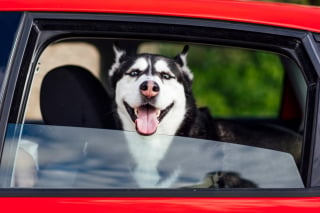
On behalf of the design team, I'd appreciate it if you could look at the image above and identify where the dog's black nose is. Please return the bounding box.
[140,81,159,98]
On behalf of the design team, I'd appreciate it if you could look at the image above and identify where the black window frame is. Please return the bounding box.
[0,12,320,196]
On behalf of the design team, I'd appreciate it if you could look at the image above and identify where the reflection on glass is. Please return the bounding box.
[5,124,304,189]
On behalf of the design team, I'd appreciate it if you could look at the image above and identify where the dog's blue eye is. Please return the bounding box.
[161,72,173,80]
[127,70,140,77]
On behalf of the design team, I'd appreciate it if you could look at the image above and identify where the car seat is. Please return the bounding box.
[40,65,115,129]
[36,65,116,187]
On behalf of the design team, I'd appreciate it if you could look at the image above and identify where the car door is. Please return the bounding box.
[0,12,320,212]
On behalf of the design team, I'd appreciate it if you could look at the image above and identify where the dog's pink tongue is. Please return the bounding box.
[135,107,159,135]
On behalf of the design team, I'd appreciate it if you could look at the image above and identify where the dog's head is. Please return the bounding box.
[109,44,194,136]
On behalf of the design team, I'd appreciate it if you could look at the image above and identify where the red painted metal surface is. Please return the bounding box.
[0,0,320,211]
[0,197,319,212]
[1,0,320,33]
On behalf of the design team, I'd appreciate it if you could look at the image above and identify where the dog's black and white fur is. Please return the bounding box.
[108,44,302,188]
[108,45,199,187]
[109,45,196,137]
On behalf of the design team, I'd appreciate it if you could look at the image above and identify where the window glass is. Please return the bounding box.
[0,12,21,86]
[1,39,306,189]
[6,123,304,188]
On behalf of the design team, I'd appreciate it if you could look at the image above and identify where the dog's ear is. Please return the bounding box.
[175,45,193,81]
[108,43,127,77]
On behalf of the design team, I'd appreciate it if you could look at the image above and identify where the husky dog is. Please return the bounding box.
[108,45,199,187]
[108,45,196,138]
[108,44,302,188]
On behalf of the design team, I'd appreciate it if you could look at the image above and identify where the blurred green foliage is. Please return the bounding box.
[262,0,320,5]
[156,43,284,118]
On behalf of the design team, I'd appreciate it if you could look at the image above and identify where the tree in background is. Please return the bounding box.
[263,0,320,5]
[152,43,285,118]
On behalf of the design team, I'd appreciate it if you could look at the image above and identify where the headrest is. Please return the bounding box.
[40,65,115,129]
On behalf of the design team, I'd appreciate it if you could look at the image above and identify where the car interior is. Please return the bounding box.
[6,38,308,188]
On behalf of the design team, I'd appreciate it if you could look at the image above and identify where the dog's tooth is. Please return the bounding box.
[135,108,138,116]
[156,109,161,117]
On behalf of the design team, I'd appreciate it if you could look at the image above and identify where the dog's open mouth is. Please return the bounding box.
[124,102,174,136]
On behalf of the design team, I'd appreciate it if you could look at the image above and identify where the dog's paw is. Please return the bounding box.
[206,171,257,188]
[186,171,257,188]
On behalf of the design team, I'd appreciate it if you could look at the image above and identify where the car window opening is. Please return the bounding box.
[4,39,306,189]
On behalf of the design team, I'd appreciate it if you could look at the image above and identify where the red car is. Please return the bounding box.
[1,0,320,212]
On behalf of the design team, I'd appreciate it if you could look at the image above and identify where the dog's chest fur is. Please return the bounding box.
[124,132,180,187]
